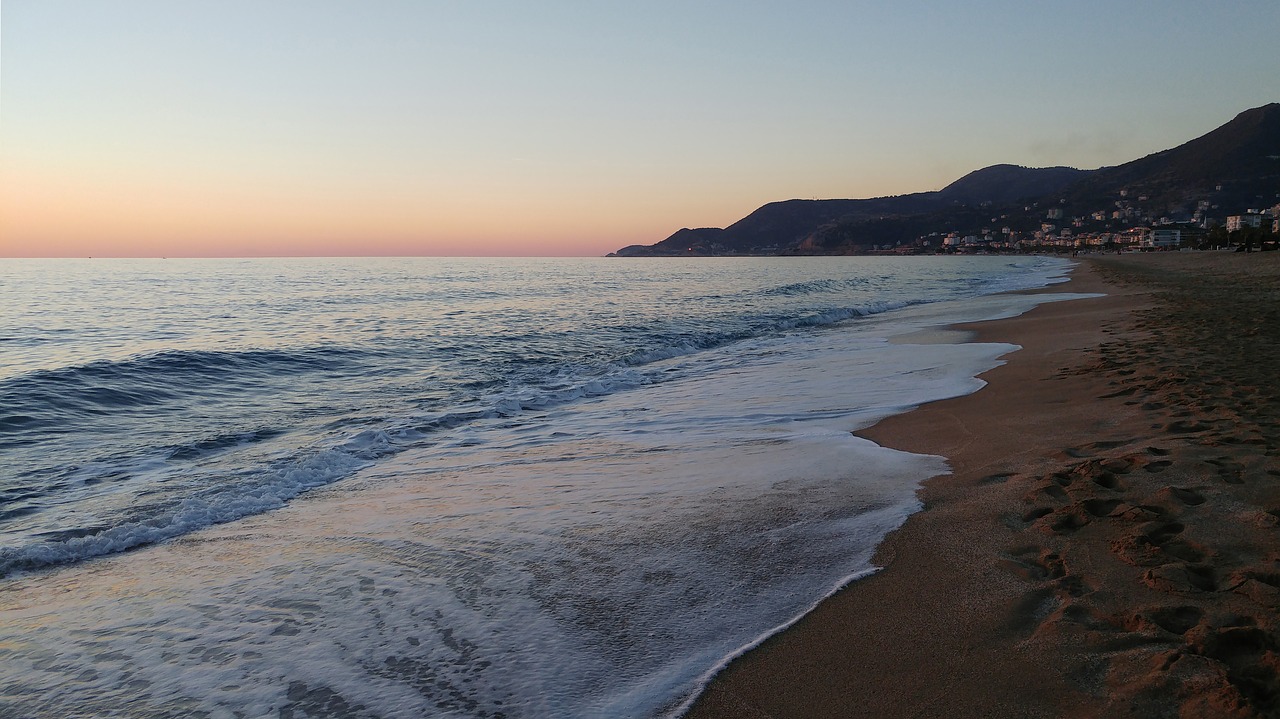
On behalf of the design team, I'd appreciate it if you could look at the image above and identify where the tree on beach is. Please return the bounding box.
[1205,226,1230,250]
[1231,226,1276,252]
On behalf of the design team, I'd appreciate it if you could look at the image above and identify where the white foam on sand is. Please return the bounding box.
[0,290,1089,719]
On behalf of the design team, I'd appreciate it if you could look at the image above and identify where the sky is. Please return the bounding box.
[2,1,1278,257]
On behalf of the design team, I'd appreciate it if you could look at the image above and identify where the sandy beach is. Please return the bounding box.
[687,252,1280,718]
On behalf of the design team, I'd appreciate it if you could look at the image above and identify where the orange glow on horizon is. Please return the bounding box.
[0,160,704,257]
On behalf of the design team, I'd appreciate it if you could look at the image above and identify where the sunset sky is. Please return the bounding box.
[3,1,1279,257]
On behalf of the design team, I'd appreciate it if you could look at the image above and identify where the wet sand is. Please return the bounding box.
[686,252,1280,718]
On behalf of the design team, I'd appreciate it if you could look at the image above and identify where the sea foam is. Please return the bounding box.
[0,270,1089,717]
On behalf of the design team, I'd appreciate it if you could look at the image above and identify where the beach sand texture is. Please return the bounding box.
[687,252,1280,718]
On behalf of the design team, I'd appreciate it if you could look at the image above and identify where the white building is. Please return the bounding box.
[1141,228,1182,249]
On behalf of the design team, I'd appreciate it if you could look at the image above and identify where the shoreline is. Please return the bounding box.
[686,253,1280,718]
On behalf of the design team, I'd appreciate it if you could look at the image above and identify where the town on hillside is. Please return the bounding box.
[613,103,1280,258]
[898,195,1280,255]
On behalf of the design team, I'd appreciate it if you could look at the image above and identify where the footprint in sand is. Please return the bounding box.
[1047,510,1090,535]
[1123,605,1204,636]
[1165,419,1214,434]
[1025,481,1069,503]
[1023,507,1054,523]
[1050,471,1075,488]
[1082,498,1124,517]
[1146,522,1186,546]
[1001,547,1066,582]
[1142,563,1216,593]
[1092,473,1124,491]
[1186,624,1280,709]
[1159,486,1206,506]
[1226,569,1280,608]
[1110,522,1205,567]
[1028,506,1091,535]
[1101,457,1140,474]
[1206,457,1247,484]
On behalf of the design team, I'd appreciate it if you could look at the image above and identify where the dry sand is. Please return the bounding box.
[685,252,1280,718]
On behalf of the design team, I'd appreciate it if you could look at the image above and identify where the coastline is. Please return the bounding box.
[685,252,1280,718]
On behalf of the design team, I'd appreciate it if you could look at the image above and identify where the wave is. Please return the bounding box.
[0,448,369,577]
[164,427,288,460]
[618,298,915,367]
[0,346,369,434]
[754,277,867,297]
[9,345,368,388]
[0,260,1073,576]
[1,297,919,574]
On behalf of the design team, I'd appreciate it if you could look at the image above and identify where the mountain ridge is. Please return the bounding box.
[612,103,1280,256]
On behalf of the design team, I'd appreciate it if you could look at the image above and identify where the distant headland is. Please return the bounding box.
[611,103,1280,257]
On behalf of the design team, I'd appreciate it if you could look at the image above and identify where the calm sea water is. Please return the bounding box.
[0,256,1076,718]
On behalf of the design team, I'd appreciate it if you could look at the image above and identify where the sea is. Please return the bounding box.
[0,256,1080,718]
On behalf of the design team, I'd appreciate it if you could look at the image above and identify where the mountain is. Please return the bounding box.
[616,167,1083,256]
[1063,103,1280,206]
[612,103,1280,256]
[936,165,1090,205]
